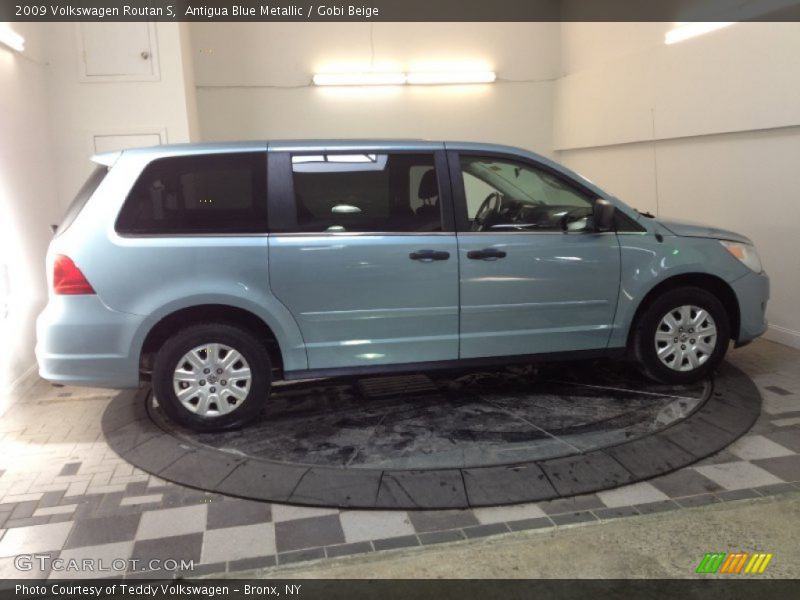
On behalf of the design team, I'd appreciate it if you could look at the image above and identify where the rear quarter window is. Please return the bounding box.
[116,152,267,235]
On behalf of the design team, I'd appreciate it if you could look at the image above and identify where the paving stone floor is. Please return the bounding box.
[0,339,798,579]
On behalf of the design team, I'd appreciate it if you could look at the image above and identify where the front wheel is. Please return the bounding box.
[633,287,731,384]
[152,323,271,431]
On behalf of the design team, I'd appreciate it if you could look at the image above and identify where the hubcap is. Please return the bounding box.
[172,343,252,418]
[655,305,717,372]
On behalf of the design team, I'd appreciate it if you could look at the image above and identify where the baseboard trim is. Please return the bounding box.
[764,325,800,350]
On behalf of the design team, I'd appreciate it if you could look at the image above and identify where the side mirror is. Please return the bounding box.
[593,199,615,232]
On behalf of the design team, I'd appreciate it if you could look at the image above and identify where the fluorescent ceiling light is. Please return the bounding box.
[406,71,496,85]
[313,70,496,87]
[665,22,734,45]
[313,72,406,86]
[0,26,24,52]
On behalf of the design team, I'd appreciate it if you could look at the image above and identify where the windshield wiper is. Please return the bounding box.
[634,208,655,218]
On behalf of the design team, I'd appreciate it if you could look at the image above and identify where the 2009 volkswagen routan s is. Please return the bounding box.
[37,141,769,431]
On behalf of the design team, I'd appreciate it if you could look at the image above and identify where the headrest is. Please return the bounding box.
[418,169,438,200]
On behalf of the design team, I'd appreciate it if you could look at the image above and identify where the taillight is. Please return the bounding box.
[53,255,95,295]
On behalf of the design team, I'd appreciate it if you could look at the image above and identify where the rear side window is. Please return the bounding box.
[290,153,442,233]
[57,165,108,236]
[116,153,267,235]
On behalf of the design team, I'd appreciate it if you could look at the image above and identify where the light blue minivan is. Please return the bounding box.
[36,141,769,430]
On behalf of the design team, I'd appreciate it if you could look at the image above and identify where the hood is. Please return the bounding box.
[656,217,753,244]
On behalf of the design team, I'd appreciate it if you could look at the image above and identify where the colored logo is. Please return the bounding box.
[696,552,773,574]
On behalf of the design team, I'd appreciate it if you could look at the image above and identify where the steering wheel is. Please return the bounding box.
[471,192,503,231]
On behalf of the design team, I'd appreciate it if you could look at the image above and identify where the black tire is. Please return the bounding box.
[152,323,271,431]
[633,286,730,384]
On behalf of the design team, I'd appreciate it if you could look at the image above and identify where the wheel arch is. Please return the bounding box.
[626,273,740,350]
[139,304,285,378]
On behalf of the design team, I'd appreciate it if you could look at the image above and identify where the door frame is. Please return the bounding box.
[447,148,624,358]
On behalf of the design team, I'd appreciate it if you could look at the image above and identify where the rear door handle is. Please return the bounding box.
[467,248,507,260]
[409,249,450,261]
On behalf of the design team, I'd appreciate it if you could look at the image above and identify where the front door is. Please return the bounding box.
[450,152,621,359]
[268,150,459,370]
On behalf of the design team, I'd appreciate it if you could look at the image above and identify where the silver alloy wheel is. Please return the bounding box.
[654,305,718,372]
[172,343,252,417]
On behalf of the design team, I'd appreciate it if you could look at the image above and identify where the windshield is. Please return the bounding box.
[56,166,107,236]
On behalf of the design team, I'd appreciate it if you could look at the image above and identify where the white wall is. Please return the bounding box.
[0,22,200,397]
[0,24,60,396]
[556,23,800,348]
[190,23,559,155]
[44,22,199,211]
[557,23,800,148]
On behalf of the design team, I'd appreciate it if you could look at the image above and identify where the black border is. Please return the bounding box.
[4,0,800,22]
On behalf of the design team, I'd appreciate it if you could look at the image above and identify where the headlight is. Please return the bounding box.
[720,241,763,273]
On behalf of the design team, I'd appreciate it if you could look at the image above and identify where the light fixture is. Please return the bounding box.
[406,71,496,85]
[313,72,406,86]
[0,25,24,53]
[665,22,734,45]
[313,70,496,87]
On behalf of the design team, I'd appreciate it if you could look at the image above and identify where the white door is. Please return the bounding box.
[79,23,159,80]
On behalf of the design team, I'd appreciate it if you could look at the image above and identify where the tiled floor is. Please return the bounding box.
[0,339,798,579]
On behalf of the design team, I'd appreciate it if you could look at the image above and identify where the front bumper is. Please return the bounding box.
[730,269,770,346]
[36,295,144,388]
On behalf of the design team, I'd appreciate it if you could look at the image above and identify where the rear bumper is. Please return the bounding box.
[731,270,770,345]
[36,295,144,388]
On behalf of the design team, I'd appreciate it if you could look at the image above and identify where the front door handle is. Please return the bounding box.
[409,249,450,261]
[467,248,507,260]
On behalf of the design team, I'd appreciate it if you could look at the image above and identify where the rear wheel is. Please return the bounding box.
[633,287,730,384]
[152,323,271,431]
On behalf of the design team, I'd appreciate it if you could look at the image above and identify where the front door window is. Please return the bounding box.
[460,155,594,232]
